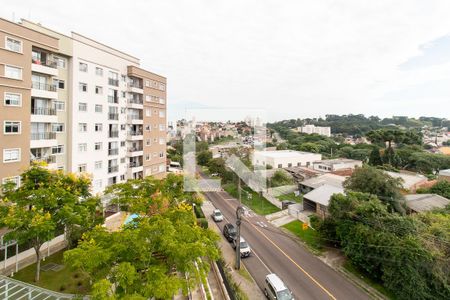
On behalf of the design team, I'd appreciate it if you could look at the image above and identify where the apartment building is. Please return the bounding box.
[0,18,167,194]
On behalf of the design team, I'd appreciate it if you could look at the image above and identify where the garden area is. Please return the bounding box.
[276,192,302,203]
[223,183,280,215]
[282,220,323,252]
[13,251,90,295]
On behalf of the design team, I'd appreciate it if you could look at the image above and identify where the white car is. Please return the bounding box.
[212,209,224,222]
[264,273,294,300]
[233,237,251,258]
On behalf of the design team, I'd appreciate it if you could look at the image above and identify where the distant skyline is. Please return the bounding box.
[2,0,450,122]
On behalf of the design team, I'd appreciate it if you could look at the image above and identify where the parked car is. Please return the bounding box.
[211,209,224,222]
[232,237,251,258]
[264,273,294,300]
[223,223,237,242]
[281,200,296,210]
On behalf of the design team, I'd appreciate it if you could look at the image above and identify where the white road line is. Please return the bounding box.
[251,248,272,273]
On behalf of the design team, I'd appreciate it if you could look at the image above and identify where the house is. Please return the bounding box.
[298,125,331,137]
[312,158,362,173]
[253,150,322,169]
[404,194,450,213]
[303,185,345,218]
[439,169,450,183]
[299,173,347,194]
[384,171,428,192]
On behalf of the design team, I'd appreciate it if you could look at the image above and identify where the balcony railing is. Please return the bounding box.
[109,130,119,138]
[129,162,143,168]
[108,96,119,104]
[30,155,56,164]
[32,82,57,92]
[128,131,143,136]
[108,148,119,156]
[127,115,143,121]
[31,132,56,140]
[128,146,143,152]
[108,166,119,173]
[129,82,143,89]
[31,107,56,115]
[108,113,119,120]
[108,78,119,86]
[128,98,143,105]
[32,58,57,69]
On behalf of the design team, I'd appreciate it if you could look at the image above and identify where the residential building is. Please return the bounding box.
[404,194,450,213]
[0,18,167,194]
[298,173,346,194]
[312,158,362,173]
[298,124,331,137]
[384,171,428,192]
[302,185,345,218]
[253,150,322,169]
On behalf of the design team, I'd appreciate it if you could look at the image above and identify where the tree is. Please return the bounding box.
[418,180,450,199]
[343,165,406,213]
[0,165,99,282]
[270,170,294,187]
[369,147,383,166]
[196,150,212,166]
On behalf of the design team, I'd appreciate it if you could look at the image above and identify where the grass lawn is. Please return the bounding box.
[223,183,280,215]
[276,192,302,203]
[282,220,323,252]
[13,251,90,295]
[343,261,396,299]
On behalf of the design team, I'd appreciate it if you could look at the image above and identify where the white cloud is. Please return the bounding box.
[2,0,450,121]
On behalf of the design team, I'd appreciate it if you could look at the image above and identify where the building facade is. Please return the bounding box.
[298,125,331,137]
[0,18,167,194]
[253,150,322,169]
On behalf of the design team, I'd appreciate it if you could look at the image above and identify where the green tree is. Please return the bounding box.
[418,180,450,199]
[196,150,212,166]
[270,170,294,187]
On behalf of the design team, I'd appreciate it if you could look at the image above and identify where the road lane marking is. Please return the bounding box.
[251,248,272,273]
[211,190,338,300]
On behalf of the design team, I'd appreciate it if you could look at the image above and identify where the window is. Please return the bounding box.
[120,175,125,181]
[57,80,65,89]
[120,157,126,163]
[159,138,165,145]
[78,143,87,152]
[4,121,21,134]
[146,108,151,117]
[78,123,87,132]
[2,176,20,188]
[4,93,21,106]
[278,164,282,168]
[121,75,126,81]
[159,83,166,91]
[120,141,126,147]
[145,95,151,102]
[78,102,87,112]
[79,83,87,92]
[95,104,103,113]
[95,86,103,95]
[95,123,103,132]
[159,152,164,158]
[5,37,22,52]
[95,67,103,76]
[146,139,151,146]
[79,62,88,72]
[3,148,20,163]
[52,123,64,132]
[159,98,165,104]
[121,91,126,98]
[159,164,165,172]
[94,179,102,189]
[52,145,64,155]
[54,56,66,68]
[159,124,165,131]
[95,142,102,150]
[145,125,151,131]
[78,164,87,172]
[95,161,103,170]
[4,65,22,80]
[54,101,65,111]
[159,110,165,118]
[120,108,126,114]
[145,80,150,87]
[145,154,150,161]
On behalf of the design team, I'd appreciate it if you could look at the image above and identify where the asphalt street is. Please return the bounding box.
[204,190,370,300]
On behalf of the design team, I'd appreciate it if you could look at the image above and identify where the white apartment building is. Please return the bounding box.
[253,150,322,169]
[298,125,331,137]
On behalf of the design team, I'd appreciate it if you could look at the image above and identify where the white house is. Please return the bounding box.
[312,158,362,172]
[253,150,322,169]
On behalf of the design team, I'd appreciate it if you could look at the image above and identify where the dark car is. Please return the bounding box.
[281,200,296,210]
[223,223,237,242]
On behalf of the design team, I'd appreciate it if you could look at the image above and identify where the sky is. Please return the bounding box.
[2,0,450,122]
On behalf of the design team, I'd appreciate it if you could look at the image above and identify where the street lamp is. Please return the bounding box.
[235,205,244,270]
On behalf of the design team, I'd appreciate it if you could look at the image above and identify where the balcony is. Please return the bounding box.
[108,165,119,173]
[32,82,57,92]
[31,82,57,99]
[127,146,143,157]
[129,161,143,168]
[127,130,143,140]
[31,59,58,76]
[31,107,57,123]
[31,132,56,140]
[108,130,119,138]
[128,81,143,94]
[30,155,57,169]
[108,113,119,121]
[108,148,119,156]
[30,132,57,148]
[108,78,119,86]
[108,96,119,104]
[128,161,143,173]
[127,115,143,124]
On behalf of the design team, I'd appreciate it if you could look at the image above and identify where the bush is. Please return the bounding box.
[194,205,205,219]
[197,218,208,229]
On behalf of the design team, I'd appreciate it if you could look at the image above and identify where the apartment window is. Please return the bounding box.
[159,83,166,91]
[278,164,282,168]
[145,108,151,117]
[145,125,151,131]
[52,123,64,132]
[95,123,103,132]
[95,104,103,113]
[54,56,66,68]
[120,108,126,114]
[120,175,125,181]
[5,37,22,52]
[121,75,126,82]
[52,145,64,155]
[95,67,103,76]
[57,80,65,89]
[79,62,88,72]
[159,124,165,131]
[79,83,87,92]
[120,157,126,163]
[4,93,21,106]
[121,91,126,98]
[146,139,151,146]
[95,142,102,150]
[2,176,20,188]
[159,152,164,158]
[145,154,150,161]
[78,102,87,112]
[145,80,150,87]
[95,86,103,95]
[78,143,87,152]
[95,161,103,170]
[159,138,165,145]
[4,65,22,80]
[159,164,165,172]
[94,179,102,189]
[4,121,21,134]
[78,164,87,172]
[159,110,165,118]
[78,123,87,132]
[3,148,20,163]
[145,95,151,102]
[120,141,126,147]
[54,101,65,111]
[159,98,165,104]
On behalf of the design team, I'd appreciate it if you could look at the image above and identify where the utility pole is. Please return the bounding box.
[235,206,244,270]
[238,177,242,204]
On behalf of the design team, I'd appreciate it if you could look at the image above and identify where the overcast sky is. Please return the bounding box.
[2,0,450,122]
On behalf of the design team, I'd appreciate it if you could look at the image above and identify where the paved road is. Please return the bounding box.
[204,191,370,300]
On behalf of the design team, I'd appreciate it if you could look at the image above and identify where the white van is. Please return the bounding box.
[264,273,294,300]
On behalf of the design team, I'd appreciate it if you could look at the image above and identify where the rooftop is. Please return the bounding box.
[314,158,362,166]
[404,194,450,212]
[300,173,347,189]
[303,184,345,206]
[254,150,320,158]
[385,171,427,189]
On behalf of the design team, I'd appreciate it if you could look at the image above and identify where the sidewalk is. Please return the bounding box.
[202,201,264,300]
